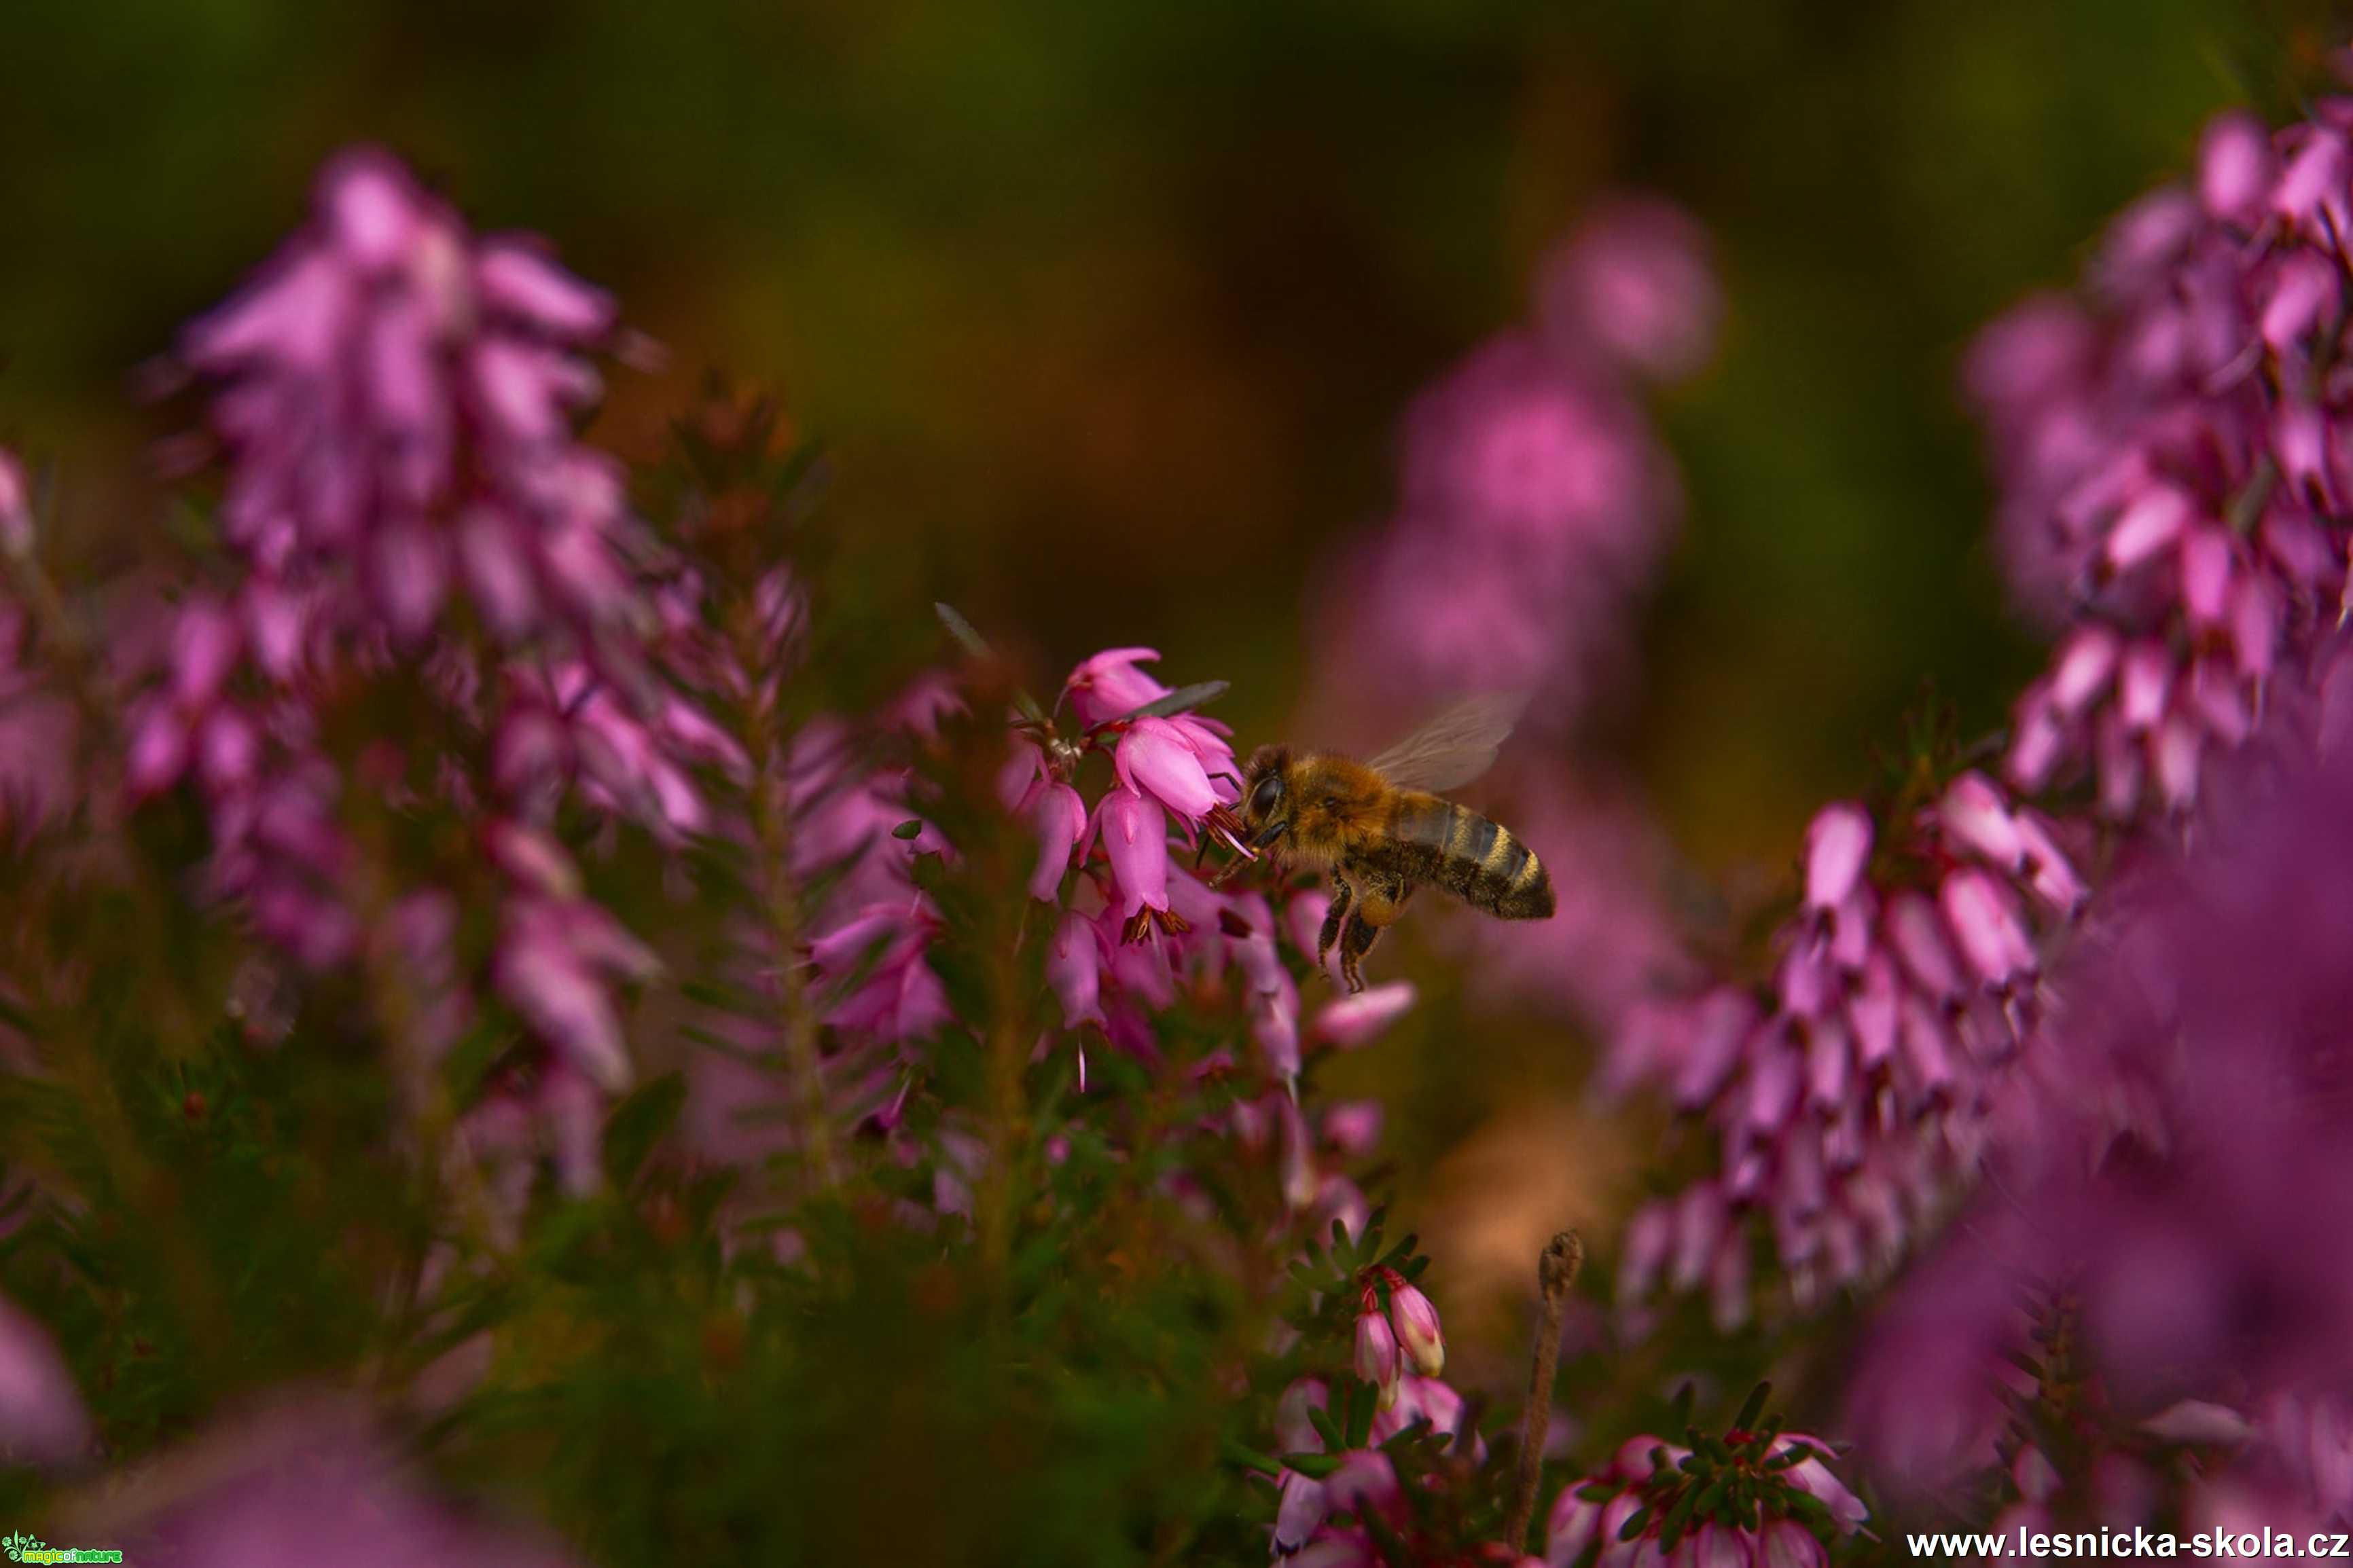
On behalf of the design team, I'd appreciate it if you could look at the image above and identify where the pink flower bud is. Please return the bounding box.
[1063,646,1168,729]
[1937,771,2023,871]
[2049,625,2119,716]
[1387,1279,1445,1377]
[1939,869,2035,987]
[1353,1303,1402,1406]
[1045,909,1104,1029]
[1801,803,1872,911]
[2104,484,2191,574]
[2199,109,2274,223]
[1025,782,1088,902]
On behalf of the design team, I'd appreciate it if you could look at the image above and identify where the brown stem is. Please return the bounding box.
[1506,1229,1585,1553]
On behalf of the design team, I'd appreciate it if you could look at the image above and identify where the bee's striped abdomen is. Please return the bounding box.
[1386,797,1555,921]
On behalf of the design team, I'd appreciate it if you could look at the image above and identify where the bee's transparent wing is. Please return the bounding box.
[1365,692,1526,793]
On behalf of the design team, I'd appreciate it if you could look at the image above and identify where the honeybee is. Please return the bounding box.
[1210,694,1556,993]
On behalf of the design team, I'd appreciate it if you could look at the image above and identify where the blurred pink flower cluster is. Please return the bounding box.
[1844,735,2353,1527]
[1304,201,1715,1029]
[1316,199,1712,742]
[118,148,744,1182]
[1971,109,2352,818]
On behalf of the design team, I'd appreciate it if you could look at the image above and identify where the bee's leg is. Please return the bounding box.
[1338,916,1380,996]
[1316,875,1355,975]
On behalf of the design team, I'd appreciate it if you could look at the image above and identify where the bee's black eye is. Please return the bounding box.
[1249,773,1284,818]
[1321,795,1340,811]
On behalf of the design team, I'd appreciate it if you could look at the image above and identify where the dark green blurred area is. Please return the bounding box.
[0,0,2333,872]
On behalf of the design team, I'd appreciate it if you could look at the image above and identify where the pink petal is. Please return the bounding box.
[2199,109,2274,222]
[1114,716,1219,821]
[1093,786,1169,919]
[1310,981,1416,1049]
[1026,782,1088,902]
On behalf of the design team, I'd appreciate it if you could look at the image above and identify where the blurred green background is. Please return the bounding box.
[4,0,2331,872]
[0,0,2337,1358]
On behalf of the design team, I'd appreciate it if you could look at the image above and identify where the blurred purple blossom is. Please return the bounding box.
[0,1294,88,1467]
[103,1404,577,1567]
[1967,104,2353,820]
[1843,737,2353,1510]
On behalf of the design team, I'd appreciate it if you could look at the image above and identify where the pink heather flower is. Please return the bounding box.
[0,1294,88,1466]
[1547,1487,1603,1567]
[1046,908,1107,1030]
[1776,1436,1867,1533]
[1353,1300,1403,1408]
[1064,646,1172,729]
[809,900,949,1044]
[1274,1467,1331,1557]
[1024,780,1088,900]
[1308,982,1416,1050]
[1553,1424,1858,1568]
[1371,1374,1475,1453]
[1973,103,2353,820]
[1311,203,1699,746]
[494,868,660,1093]
[1613,766,2085,1309]
[1115,715,1222,822]
[128,1406,581,1567]
[2200,110,2274,223]
[1090,785,1171,924]
[1386,1277,1445,1377]
[1537,196,1719,383]
[1801,803,1872,911]
[180,147,632,653]
[1755,1521,1825,1568]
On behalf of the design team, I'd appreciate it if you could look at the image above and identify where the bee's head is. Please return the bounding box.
[1240,745,1291,843]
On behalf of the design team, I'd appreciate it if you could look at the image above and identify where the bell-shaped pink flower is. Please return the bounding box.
[1115,715,1220,822]
[1092,785,1170,922]
[1548,1487,1604,1567]
[1801,803,1871,911]
[1272,1467,1331,1557]
[1046,909,1105,1029]
[1063,646,1169,729]
[1939,869,2035,989]
[1386,1278,1445,1377]
[1309,982,1416,1049]
[1756,1521,1826,1568]
[1352,1304,1402,1409]
[1026,781,1087,901]
[1936,772,2022,871]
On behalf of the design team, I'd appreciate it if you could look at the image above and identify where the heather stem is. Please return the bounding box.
[732,609,839,1192]
[1507,1229,1585,1552]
